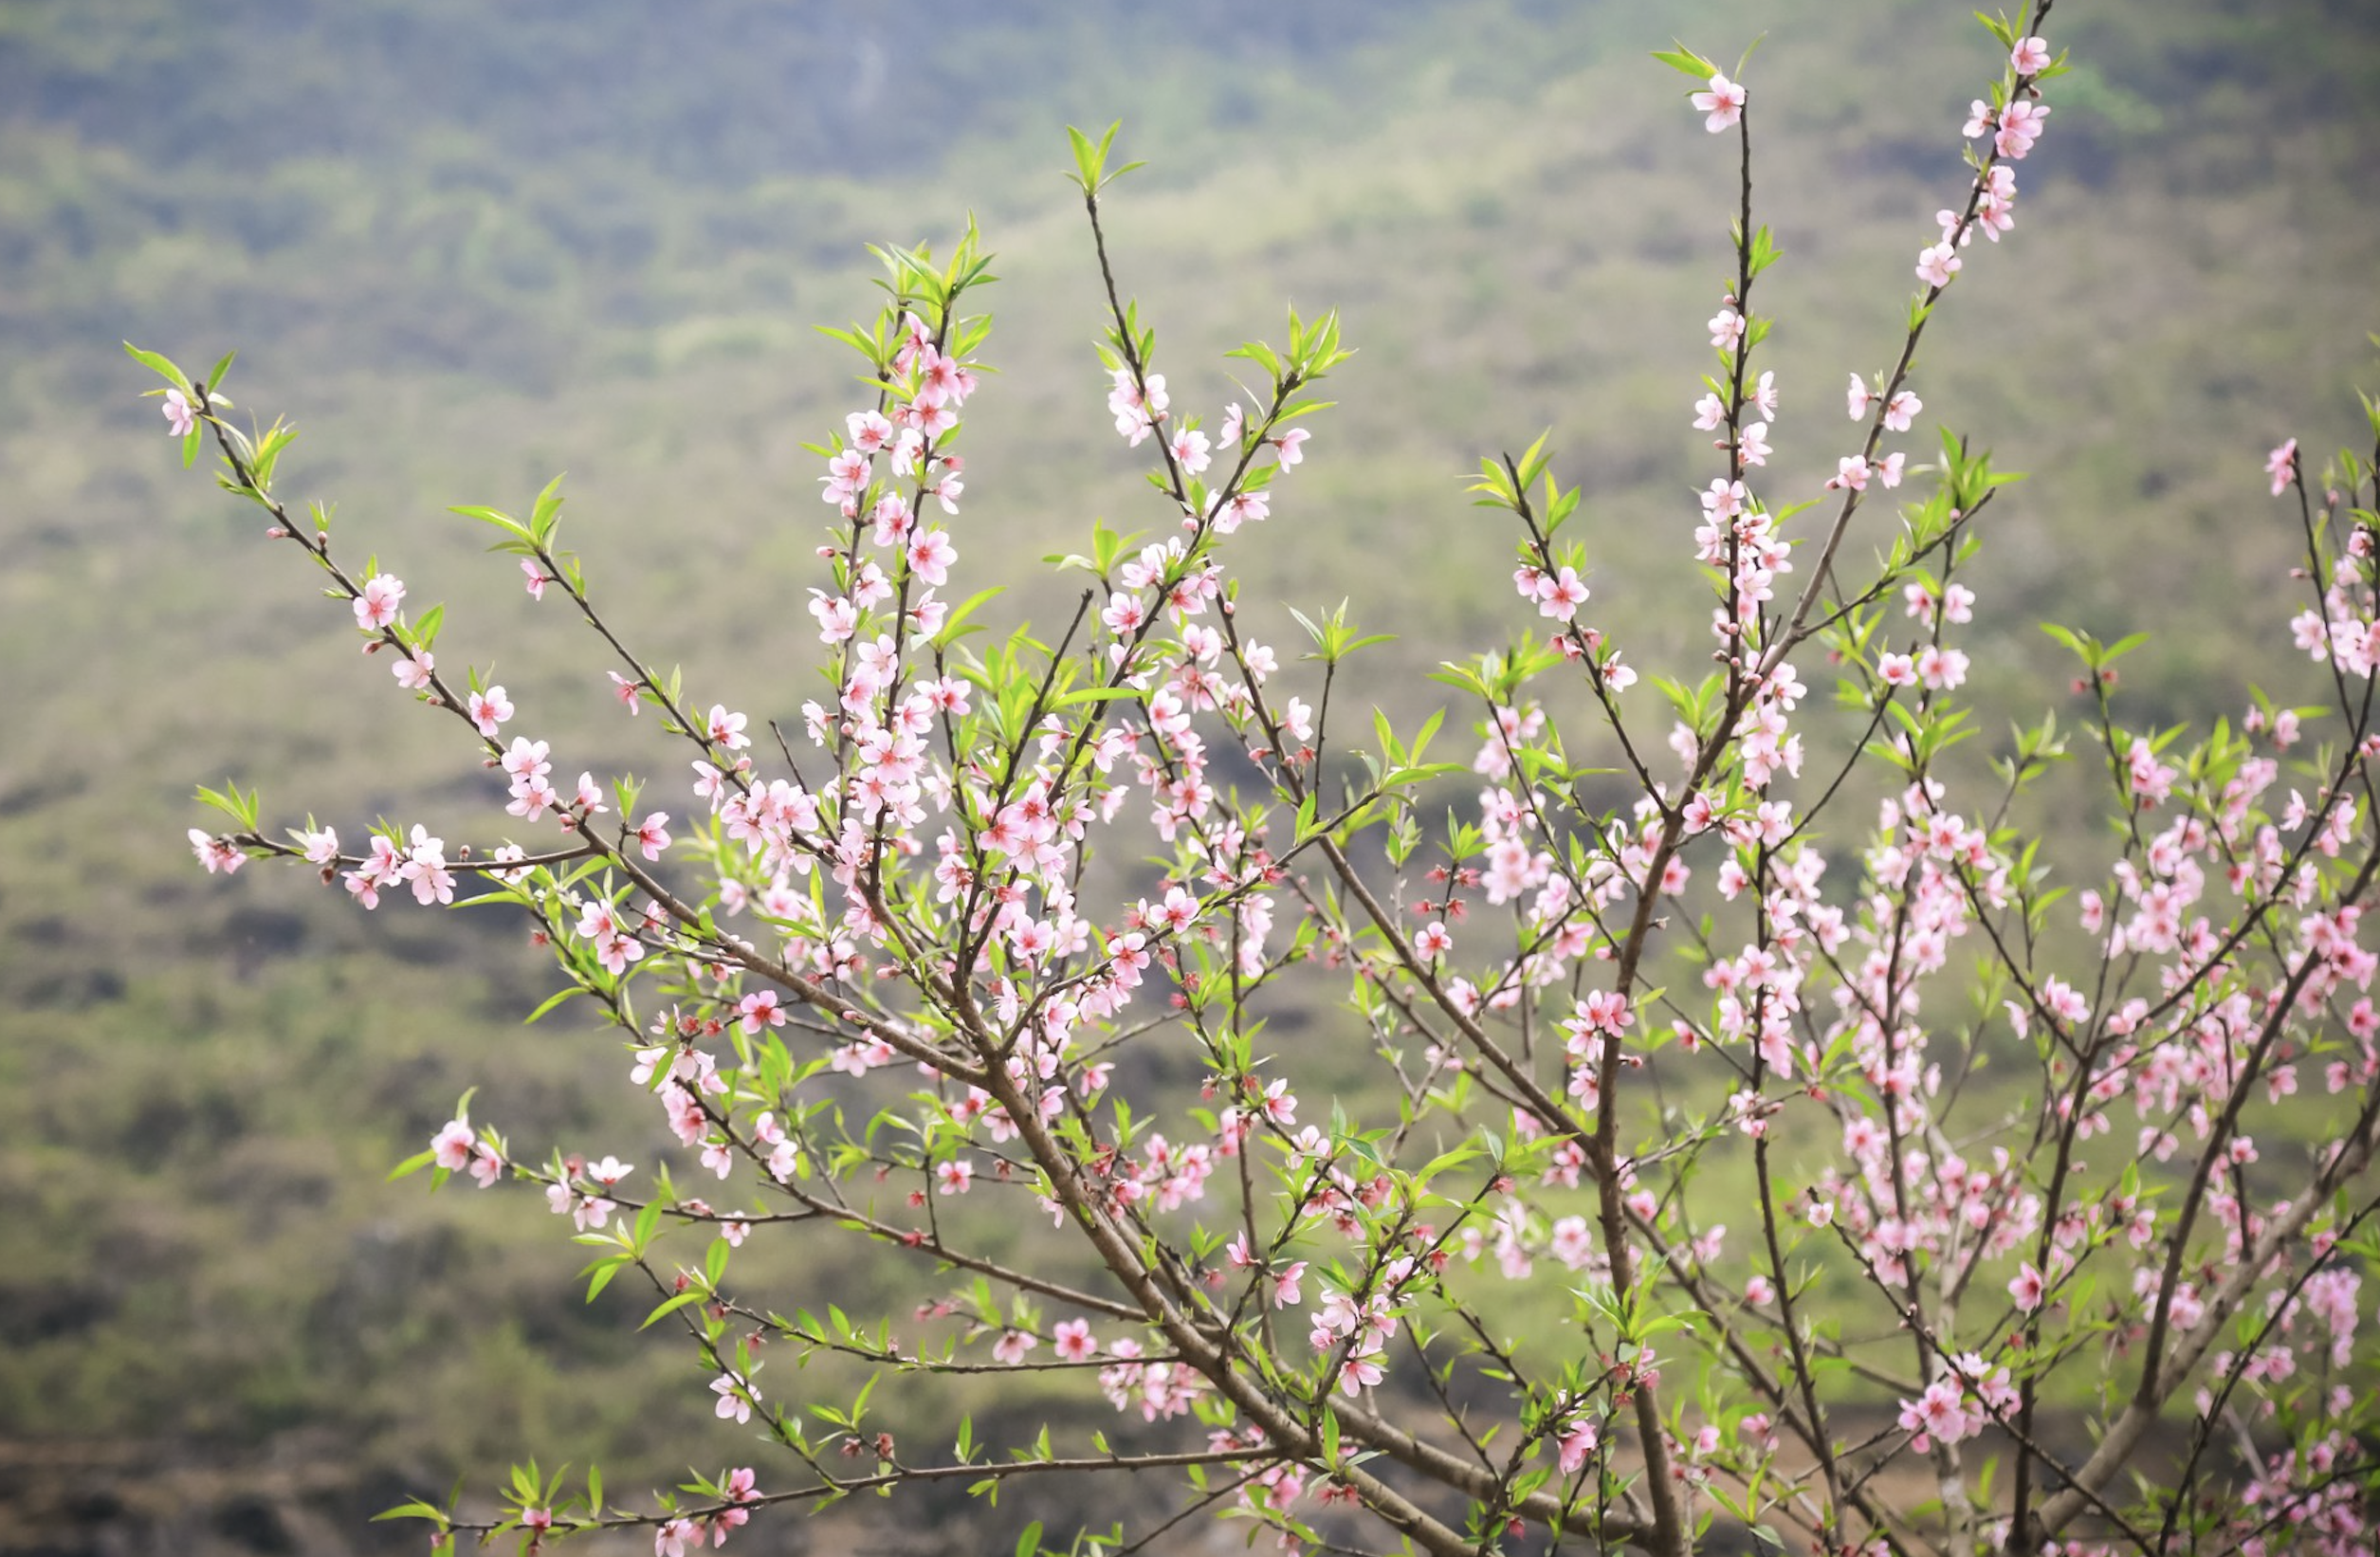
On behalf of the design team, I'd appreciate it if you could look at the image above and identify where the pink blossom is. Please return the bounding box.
[1737,420,1772,467]
[1272,428,1309,467]
[467,685,513,739]
[1995,99,2050,161]
[1883,390,1921,432]
[354,574,405,632]
[189,828,247,874]
[632,811,671,861]
[2009,1263,2046,1310]
[937,1159,973,1196]
[906,528,956,586]
[430,1116,476,1172]
[1557,1419,1600,1475]
[1846,374,1874,420]
[520,559,549,600]
[162,388,196,436]
[1708,307,1746,351]
[2011,36,2052,75]
[392,650,435,691]
[710,1374,753,1424]
[707,705,751,750]
[2267,438,2298,497]
[1167,427,1212,475]
[400,824,456,906]
[993,1329,1037,1365]
[1915,243,1963,288]
[1691,73,1748,133]
[1053,1319,1097,1361]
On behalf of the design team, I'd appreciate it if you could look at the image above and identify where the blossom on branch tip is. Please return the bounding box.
[1691,73,1747,133]
[189,829,246,874]
[2268,438,2298,496]
[162,388,196,436]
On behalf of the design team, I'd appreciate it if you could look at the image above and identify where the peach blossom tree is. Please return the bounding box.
[146,6,2380,1554]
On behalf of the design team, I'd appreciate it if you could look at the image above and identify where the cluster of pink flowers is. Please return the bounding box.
[163,14,2380,1553]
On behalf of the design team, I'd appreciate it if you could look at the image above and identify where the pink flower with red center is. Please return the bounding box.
[519,558,549,600]
[1882,390,1921,432]
[992,1329,1037,1365]
[468,685,513,738]
[2009,1262,2046,1310]
[1272,427,1309,467]
[189,829,247,874]
[607,671,641,713]
[354,573,405,632]
[632,811,671,861]
[936,1160,973,1196]
[1533,564,1590,620]
[706,705,751,750]
[431,1116,476,1171]
[1169,427,1212,474]
[738,990,786,1034]
[1691,72,1747,133]
[906,528,956,586]
[1053,1319,1097,1362]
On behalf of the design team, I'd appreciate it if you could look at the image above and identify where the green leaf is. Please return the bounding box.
[1652,44,1717,81]
[524,986,581,1024]
[386,1149,437,1181]
[640,1290,706,1330]
[122,341,192,393]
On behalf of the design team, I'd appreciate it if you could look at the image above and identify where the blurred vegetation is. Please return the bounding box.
[4,0,2379,1549]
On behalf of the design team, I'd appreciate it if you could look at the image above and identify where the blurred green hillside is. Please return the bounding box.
[4,0,2378,1551]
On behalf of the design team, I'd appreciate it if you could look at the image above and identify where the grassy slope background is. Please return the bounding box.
[3,0,2378,1551]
